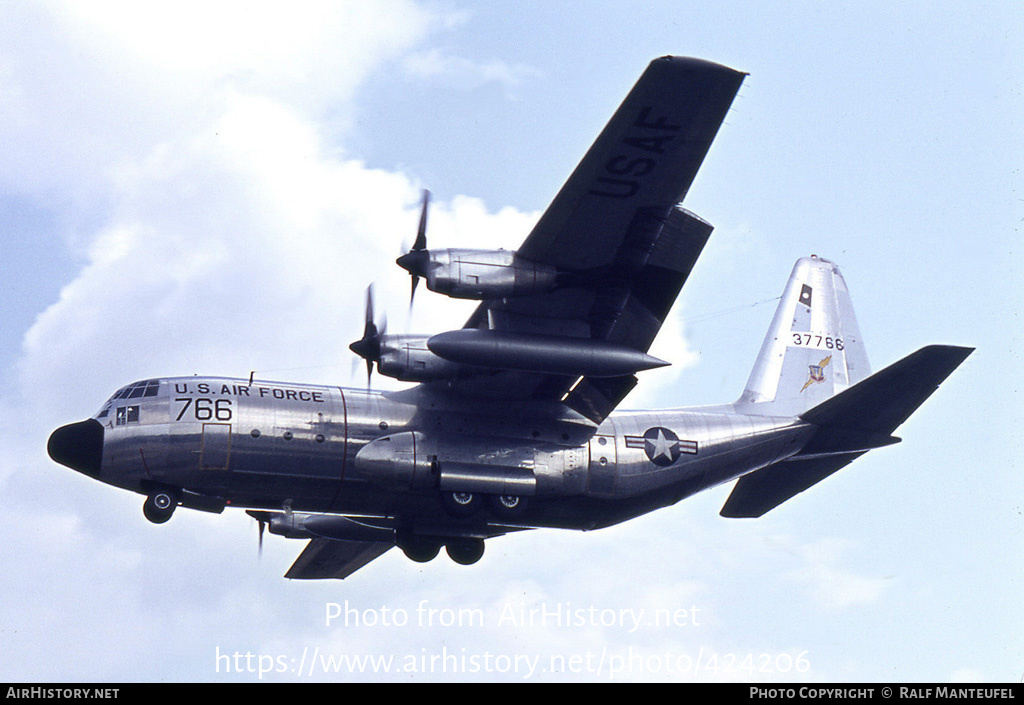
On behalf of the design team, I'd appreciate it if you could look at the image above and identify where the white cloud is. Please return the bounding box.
[55,0,432,109]
[7,0,544,410]
[402,48,541,92]
[18,100,542,408]
[0,0,435,200]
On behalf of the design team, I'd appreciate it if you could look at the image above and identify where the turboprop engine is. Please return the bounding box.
[248,510,395,543]
[397,247,558,300]
[395,190,557,302]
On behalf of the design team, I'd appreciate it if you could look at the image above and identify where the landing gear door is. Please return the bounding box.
[200,423,231,470]
[587,434,617,497]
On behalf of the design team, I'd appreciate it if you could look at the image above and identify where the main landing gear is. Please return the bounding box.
[440,490,528,519]
[445,539,485,566]
[398,534,485,566]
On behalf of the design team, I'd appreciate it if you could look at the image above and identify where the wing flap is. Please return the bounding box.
[285,539,393,580]
[595,206,713,351]
[564,374,638,424]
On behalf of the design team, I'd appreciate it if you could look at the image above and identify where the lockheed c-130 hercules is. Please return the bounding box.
[48,57,972,579]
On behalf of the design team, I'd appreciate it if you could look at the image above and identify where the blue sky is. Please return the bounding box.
[1,0,1020,682]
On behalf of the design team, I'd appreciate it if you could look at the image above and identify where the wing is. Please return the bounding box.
[444,57,746,421]
[518,56,745,268]
[284,539,393,580]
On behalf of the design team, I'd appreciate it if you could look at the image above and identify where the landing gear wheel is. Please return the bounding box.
[441,490,480,517]
[143,489,179,524]
[399,537,442,563]
[445,539,485,566]
[487,494,528,519]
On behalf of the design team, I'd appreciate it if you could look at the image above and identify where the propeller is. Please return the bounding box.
[348,284,386,385]
[246,510,272,559]
[396,189,431,306]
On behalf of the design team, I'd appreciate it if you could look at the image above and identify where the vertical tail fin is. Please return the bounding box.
[737,256,871,417]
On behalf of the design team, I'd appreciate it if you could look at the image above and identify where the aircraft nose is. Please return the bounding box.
[48,419,104,478]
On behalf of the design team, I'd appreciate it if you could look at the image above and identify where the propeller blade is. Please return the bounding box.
[363,283,375,336]
[397,190,431,306]
[413,189,429,251]
[247,510,273,560]
[348,284,385,387]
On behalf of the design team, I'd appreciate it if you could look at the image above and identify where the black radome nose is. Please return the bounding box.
[48,419,104,478]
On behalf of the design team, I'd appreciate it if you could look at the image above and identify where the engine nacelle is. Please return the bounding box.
[375,335,462,382]
[422,249,557,300]
[262,512,395,542]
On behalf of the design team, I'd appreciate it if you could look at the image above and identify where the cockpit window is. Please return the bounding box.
[107,379,160,402]
[99,380,159,419]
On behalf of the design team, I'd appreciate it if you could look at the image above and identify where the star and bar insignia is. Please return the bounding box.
[625,427,698,467]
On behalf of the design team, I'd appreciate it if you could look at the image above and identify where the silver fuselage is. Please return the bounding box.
[89,375,813,532]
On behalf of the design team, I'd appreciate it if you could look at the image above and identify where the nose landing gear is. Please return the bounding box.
[143,487,179,524]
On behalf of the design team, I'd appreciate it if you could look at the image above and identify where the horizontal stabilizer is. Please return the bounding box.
[721,344,972,518]
[285,539,393,580]
[799,345,973,436]
[720,452,866,518]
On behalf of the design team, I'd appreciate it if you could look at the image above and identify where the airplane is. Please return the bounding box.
[47,56,972,580]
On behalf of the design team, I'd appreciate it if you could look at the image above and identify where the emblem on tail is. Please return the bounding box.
[801,355,833,392]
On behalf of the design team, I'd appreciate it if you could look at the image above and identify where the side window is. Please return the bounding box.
[115,406,140,426]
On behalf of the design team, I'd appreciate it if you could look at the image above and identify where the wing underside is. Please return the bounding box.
[285,539,393,580]
[438,57,745,419]
[517,56,745,269]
